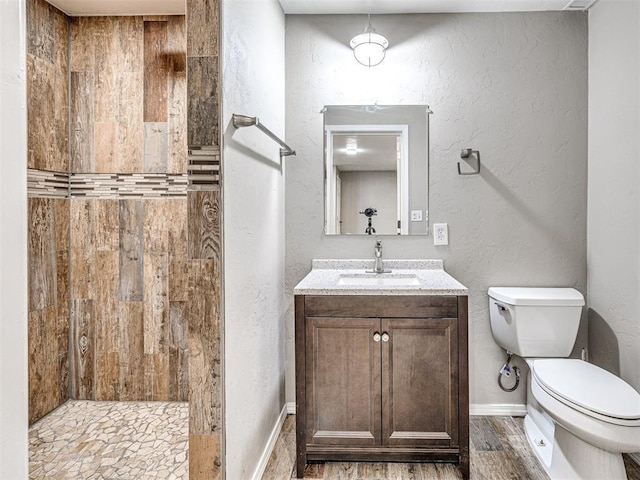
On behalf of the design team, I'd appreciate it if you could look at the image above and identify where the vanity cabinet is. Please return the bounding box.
[295,295,469,479]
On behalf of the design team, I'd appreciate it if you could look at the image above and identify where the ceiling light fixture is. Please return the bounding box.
[350,15,389,67]
[346,138,358,155]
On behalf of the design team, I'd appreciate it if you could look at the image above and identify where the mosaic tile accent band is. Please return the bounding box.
[27,169,69,198]
[70,173,188,198]
[28,169,192,198]
[188,146,220,189]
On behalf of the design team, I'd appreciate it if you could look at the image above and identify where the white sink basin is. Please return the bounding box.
[337,273,421,286]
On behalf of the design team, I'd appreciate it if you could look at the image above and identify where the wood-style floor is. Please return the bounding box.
[262,415,640,480]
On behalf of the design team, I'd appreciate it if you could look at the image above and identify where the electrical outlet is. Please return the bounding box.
[410,210,422,222]
[433,223,448,245]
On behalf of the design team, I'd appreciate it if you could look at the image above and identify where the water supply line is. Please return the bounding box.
[498,351,521,392]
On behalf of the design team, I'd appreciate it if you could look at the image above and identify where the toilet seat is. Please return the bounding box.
[532,359,640,427]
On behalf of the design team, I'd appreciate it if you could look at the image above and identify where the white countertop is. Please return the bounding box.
[294,259,468,296]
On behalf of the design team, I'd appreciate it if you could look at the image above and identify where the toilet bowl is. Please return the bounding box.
[525,358,640,480]
[488,287,640,480]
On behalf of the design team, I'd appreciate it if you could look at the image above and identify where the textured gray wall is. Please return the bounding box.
[285,12,588,408]
[588,0,640,391]
[223,0,286,477]
[340,171,397,235]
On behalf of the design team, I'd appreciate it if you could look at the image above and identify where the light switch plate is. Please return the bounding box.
[410,210,422,222]
[433,223,448,245]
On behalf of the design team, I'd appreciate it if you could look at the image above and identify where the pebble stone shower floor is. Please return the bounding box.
[28,400,188,480]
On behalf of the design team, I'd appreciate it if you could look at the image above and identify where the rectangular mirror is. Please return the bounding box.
[324,105,430,235]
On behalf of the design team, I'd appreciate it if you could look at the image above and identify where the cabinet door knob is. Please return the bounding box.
[373,332,381,342]
[381,332,390,342]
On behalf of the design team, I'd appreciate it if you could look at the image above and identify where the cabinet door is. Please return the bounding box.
[306,317,381,447]
[381,318,458,447]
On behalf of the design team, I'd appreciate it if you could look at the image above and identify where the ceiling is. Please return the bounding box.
[47,0,592,17]
[279,0,582,15]
[46,0,184,16]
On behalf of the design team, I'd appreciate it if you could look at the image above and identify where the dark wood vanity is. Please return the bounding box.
[295,294,469,479]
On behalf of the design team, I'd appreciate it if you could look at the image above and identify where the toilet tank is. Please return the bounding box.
[488,287,584,357]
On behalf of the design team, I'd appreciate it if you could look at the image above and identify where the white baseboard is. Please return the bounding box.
[251,404,288,480]
[470,403,527,416]
[628,452,640,467]
[286,402,296,415]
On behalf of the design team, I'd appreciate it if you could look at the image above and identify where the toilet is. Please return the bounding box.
[488,287,640,480]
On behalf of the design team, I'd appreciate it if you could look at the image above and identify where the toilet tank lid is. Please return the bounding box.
[488,287,585,306]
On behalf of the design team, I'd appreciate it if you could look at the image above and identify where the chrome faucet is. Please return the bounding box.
[372,240,390,274]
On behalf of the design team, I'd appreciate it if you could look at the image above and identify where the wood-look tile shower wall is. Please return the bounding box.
[27,198,70,424]
[186,0,223,477]
[27,0,70,424]
[67,15,189,402]
[26,0,199,424]
[69,16,187,174]
[27,2,224,474]
[69,198,191,401]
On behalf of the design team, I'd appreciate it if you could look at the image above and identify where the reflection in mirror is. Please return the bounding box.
[324,105,430,236]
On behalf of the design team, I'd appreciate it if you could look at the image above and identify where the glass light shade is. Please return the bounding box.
[350,27,388,67]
